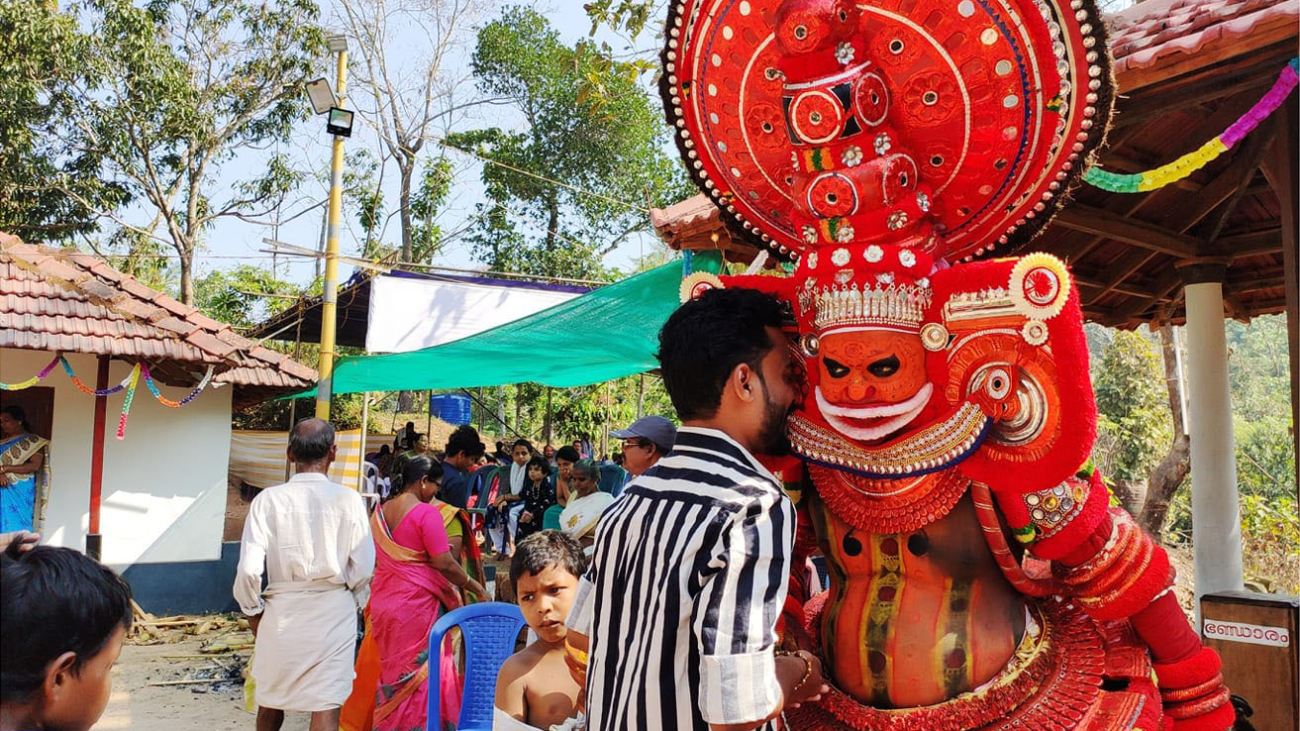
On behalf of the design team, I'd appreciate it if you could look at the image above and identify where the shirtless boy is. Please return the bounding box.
[494,531,587,730]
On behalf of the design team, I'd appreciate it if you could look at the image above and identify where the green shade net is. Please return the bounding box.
[303,252,721,396]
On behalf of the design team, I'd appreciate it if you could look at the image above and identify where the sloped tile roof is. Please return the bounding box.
[1108,0,1298,77]
[0,233,316,393]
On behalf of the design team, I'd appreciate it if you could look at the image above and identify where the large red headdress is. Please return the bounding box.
[664,0,1115,516]
[661,0,1113,262]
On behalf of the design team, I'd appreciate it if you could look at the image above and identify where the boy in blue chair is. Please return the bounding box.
[494,531,586,730]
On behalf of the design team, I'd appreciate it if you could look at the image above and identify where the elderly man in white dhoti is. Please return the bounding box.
[234,418,375,731]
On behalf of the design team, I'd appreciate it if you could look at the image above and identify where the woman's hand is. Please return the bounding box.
[464,579,491,602]
[0,531,39,552]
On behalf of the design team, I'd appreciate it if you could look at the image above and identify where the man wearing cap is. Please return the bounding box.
[610,416,676,478]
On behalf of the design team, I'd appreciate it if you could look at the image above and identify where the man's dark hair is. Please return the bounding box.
[445,425,486,459]
[555,445,580,463]
[510,531,587,585]
[288,418,335,463]
[1,544,133,702]
[658,288,785,421]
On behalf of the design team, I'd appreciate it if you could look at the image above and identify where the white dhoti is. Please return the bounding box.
[251,581,357,712]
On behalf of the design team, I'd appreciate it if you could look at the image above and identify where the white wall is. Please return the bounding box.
[1,348,232,568]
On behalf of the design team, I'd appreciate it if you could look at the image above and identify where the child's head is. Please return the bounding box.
[510,531,586,644]
[526,455,551,484]
[1,544,133,731]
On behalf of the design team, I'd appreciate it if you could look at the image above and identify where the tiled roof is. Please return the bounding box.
[1108,0,1298,78]
[0,234,316,394]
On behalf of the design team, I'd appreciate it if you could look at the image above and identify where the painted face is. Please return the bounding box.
[814,329,933,442]
[515,564,581,645]
[513,445,531,466]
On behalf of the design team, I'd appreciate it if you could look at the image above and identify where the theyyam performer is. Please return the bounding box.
[658,0,1237,727]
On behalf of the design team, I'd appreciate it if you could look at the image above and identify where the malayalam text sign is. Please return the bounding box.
[1203,618,1291,647]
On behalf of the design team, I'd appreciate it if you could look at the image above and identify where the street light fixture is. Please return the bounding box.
[326,34,348,53]
[326,107,354,137]
[305,78,335,115]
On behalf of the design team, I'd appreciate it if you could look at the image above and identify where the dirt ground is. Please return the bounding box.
[96,638,310,731]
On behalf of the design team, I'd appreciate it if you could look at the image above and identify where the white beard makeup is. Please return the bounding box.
[815,382,934,442]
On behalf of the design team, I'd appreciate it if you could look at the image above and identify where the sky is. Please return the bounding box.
[186,0,673,289]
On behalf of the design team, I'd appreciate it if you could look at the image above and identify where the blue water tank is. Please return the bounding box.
[428,394,472,426]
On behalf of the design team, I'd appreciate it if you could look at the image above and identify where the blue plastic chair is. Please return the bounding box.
[427,602,527,731]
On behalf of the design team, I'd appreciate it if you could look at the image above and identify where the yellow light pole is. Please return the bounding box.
[316,38,349,419]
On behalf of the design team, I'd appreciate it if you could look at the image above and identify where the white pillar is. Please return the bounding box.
[1182,265,1245,607]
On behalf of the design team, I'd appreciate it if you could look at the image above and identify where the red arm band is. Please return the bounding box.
[1026,469,1111,561]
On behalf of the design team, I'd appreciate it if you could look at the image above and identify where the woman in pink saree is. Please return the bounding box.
[352,455,489,731]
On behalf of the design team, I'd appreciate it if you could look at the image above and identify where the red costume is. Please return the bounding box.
[659,0,1234,728]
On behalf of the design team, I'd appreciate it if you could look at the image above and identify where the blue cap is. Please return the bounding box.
[611,416,677,452]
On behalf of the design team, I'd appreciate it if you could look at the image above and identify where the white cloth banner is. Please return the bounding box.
[228,429,365,490]
[365,274,581,353]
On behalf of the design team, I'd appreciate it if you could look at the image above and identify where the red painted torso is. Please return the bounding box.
[810,488,1026,707]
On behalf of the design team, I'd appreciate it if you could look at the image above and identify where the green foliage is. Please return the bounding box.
[13,0,326,301]
[1092,329,1172,482]
[193,265,303,330]
[408,157,455,262]
[0,0,130,242]
[450,7,694,280]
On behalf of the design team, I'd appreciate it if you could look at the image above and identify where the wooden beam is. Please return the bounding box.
[1116,30,1297,94]
[1054,203,1202,258]
[1073,268,1159,300]
[1216,228,1283,257]
[1083,249,1158,304]
[1226,274,1288,295]
[1223,294,1252,323]
[1112,73,1273,130]
[1194,127,1278,250]
[1052,92,1263,265]
[1156,126,1275,237]
[1101,268,1186,327]
[1258,100,1299,496]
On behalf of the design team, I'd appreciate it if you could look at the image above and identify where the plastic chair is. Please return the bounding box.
[542,504,564,531]
[427,602,527,731]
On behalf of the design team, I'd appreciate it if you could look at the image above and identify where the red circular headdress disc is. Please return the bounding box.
[661,0,1114,261]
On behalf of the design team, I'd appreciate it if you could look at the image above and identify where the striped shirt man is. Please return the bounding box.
[565,425,795,731]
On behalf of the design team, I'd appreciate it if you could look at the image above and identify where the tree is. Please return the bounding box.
[336,0,484,263]
[1091,328,1174,516]
[32,0,326,303]
[450,7,693,280]
[0,0,129,243]
[1137,324,1191,535]
[194,265,303,330]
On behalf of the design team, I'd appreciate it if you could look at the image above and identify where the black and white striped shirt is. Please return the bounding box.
[566,426,795,731]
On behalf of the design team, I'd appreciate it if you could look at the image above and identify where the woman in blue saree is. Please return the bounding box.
[0,405,50,533]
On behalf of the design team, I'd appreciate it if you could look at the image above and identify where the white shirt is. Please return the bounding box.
[233,471,375,615]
